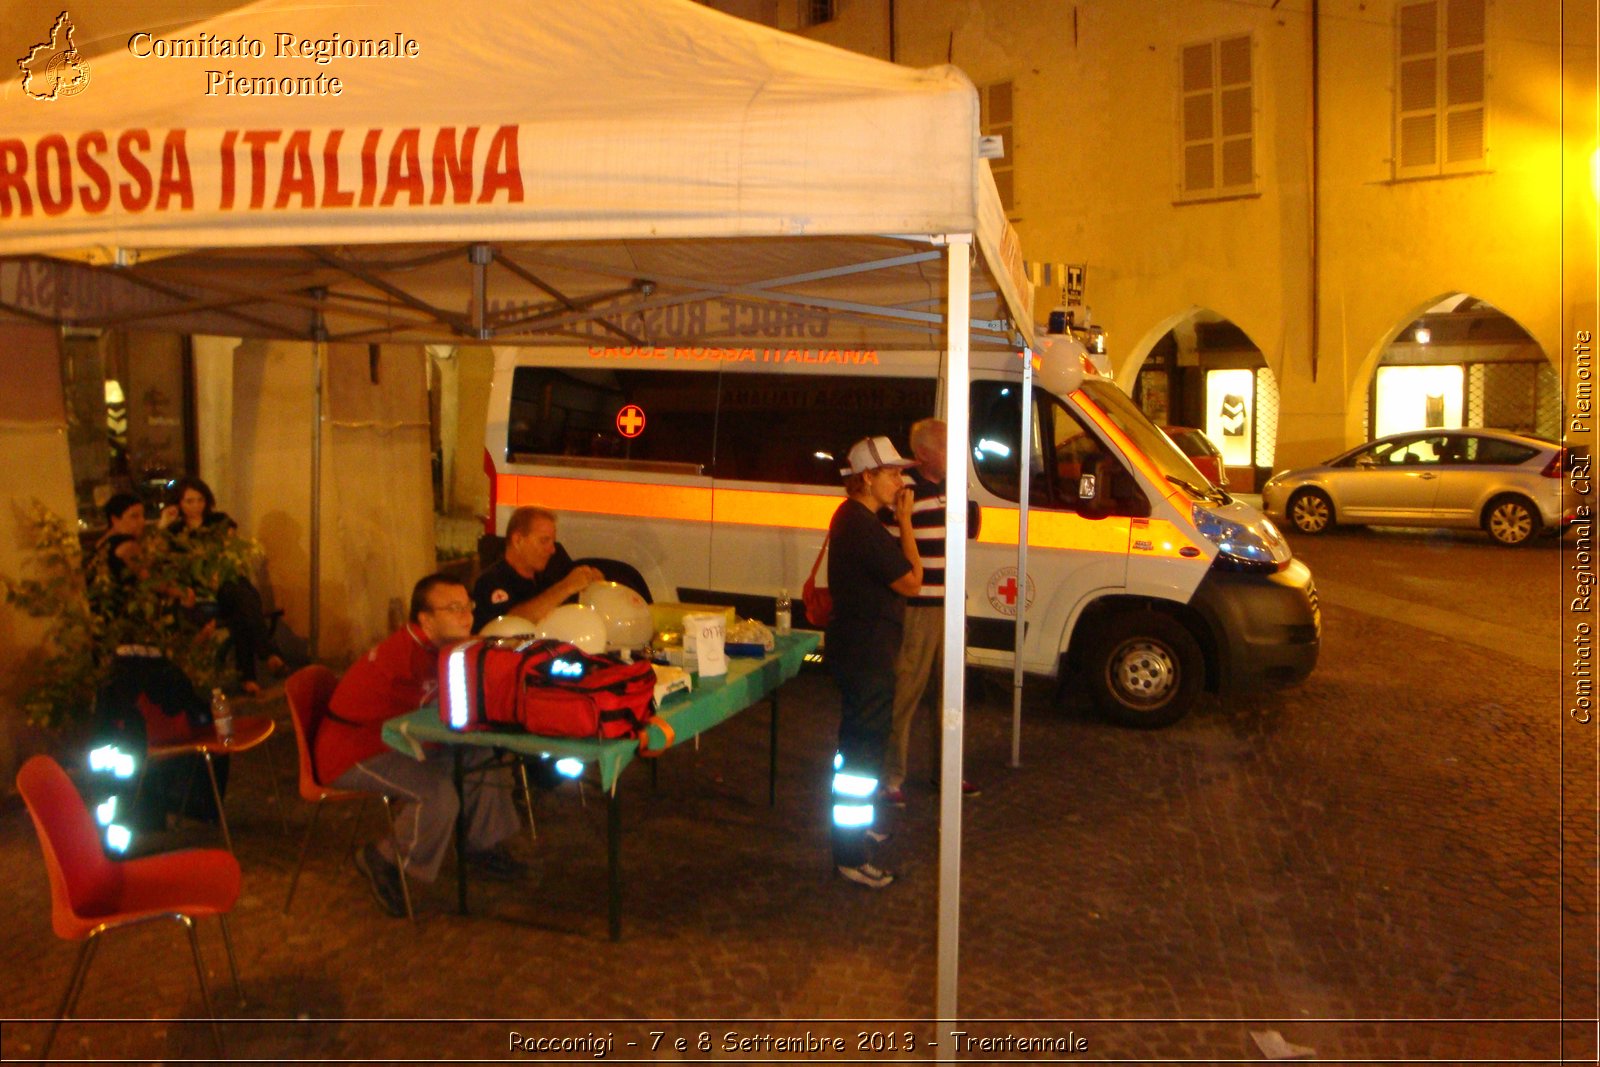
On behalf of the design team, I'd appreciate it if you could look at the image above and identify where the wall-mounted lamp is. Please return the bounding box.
[1413,326,1431,345]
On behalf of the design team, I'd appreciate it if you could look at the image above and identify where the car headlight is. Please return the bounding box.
[1193,504,1291,573]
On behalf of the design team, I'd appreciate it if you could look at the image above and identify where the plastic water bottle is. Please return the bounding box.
[211,688,233,740]
[775,588,792,635]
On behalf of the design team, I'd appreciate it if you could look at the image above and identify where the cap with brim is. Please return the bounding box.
[840,435,917,477]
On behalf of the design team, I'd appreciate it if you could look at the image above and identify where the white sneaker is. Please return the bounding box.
[837,862,895,889]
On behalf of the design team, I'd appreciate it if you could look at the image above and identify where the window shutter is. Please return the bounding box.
[982,80,1017,213]
[1179,36,1254,198]
[1395,0,1485,176]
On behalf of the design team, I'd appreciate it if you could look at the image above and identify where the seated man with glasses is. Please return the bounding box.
[315,573,527,917]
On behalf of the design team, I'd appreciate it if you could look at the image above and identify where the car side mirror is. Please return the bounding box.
[1078,472,1097,500]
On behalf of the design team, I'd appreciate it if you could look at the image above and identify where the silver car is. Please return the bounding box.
[1261,429,1584,547]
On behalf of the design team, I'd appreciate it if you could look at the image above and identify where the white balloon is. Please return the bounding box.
[533,603,608,654]
[579,580,653,649]
[479,613,538,638]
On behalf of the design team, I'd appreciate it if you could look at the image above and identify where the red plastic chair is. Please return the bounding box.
[283,665,414,920]
[16,754,243,1059]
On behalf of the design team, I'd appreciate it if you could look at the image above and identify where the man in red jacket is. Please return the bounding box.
[315,573,525,917]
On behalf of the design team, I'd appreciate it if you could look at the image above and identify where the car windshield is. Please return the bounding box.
[1171,430,1218,457]
[1080,380,1228,502]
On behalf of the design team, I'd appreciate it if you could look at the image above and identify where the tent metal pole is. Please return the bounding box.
[469,243,493,340]
[1011,345,1034,767]
[310,292,327,659]
[936,234,972,1026]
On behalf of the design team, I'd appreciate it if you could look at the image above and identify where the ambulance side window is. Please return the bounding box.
[708,372,936,486]
[1046,397,1148,515]
[969,382,1148,516]
[969,381,1048,506]
[507,368,716,469]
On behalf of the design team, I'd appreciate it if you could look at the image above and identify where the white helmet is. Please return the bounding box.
[578,580,653,650]
[533,603,608,655]
[479,613,538,638]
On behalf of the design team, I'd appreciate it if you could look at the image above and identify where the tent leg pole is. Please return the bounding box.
[1011,345,1035,768]
[936,234,972,1027]
[309,301,326,661]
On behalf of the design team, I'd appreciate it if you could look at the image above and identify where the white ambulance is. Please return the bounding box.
[483,335,1319,727]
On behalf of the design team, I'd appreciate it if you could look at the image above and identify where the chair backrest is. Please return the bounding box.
[16,755,121,940]
[571,556,654,603]
[285,665,339,797]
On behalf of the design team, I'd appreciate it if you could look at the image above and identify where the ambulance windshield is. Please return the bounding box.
[1079,380,1228,503]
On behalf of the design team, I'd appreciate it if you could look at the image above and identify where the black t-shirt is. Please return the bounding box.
[825,498,912,670]
[471,545,576,632]
[102,533,137,583]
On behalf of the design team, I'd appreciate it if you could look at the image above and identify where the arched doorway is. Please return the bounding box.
[1367,296,1557,440]
[1131,311,1280,491]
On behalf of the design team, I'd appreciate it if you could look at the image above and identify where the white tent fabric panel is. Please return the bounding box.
[3,0,977,248]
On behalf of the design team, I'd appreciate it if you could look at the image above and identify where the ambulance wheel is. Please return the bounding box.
[1087,612,1202,729]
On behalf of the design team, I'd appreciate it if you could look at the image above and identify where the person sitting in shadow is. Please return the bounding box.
[159,475,287,696]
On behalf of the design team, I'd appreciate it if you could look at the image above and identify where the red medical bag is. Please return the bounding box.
[439,637,657,740]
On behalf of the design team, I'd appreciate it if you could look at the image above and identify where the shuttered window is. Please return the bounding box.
[1178,34,1255,199]
[1395,0,1486,176]
[802,0,835,27]
[981,80,1017,214]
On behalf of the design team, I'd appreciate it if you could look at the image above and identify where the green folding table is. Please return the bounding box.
[381,630,821,939]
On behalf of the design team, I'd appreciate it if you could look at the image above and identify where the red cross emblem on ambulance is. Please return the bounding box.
[616,404,646,438]
[985,567,1035,617]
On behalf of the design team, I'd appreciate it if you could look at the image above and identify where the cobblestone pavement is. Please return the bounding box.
[0,532,1593,1064]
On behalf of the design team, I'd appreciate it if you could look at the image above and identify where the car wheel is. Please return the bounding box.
[1482,495,1540,547]
[1288,489,1334,535]
[1086,612,1204,729]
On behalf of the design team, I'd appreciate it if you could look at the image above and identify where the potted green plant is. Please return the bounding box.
[1,501,250,732]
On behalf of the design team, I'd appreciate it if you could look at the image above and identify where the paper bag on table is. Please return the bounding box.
[681,612,727,678]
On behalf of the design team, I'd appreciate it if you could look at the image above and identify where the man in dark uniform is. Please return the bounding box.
[471,506,604,634]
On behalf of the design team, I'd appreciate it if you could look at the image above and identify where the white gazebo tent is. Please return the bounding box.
[0,0,1037,1019]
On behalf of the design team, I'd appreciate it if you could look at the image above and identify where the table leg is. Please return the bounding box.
[607,790,621,941]
[768,688,779,808]
[454,747,468,916]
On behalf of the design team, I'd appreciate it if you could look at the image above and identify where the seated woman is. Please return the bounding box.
[160,475,285,695]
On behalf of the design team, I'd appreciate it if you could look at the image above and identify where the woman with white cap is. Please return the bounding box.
[825,435,923,889]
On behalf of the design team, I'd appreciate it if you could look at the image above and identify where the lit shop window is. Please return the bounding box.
[1204,368,1254,469]
[1374,364,1464,438]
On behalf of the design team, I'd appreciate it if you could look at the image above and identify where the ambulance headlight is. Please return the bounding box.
[1192,504,1290,573]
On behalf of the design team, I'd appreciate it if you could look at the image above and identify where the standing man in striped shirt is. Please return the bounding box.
[880,419,981,808]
